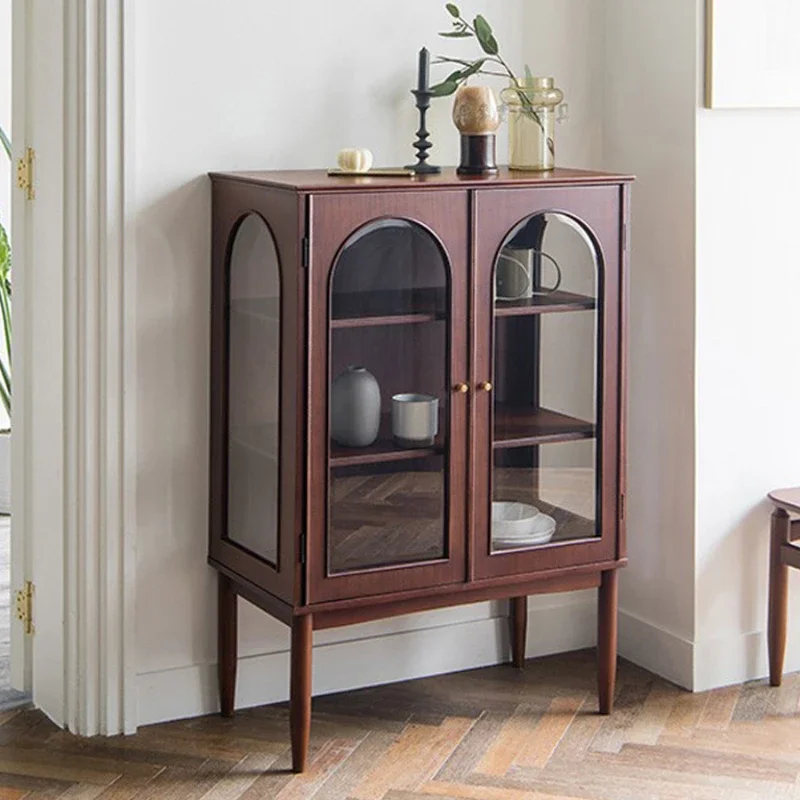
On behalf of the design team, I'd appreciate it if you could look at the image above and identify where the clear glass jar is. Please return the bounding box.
[500,77,564,171]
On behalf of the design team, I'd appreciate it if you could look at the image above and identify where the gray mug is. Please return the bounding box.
[391,393,439,447]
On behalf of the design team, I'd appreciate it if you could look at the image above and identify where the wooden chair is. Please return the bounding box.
[767,488,800,685]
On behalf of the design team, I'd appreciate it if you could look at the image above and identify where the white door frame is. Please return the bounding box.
[10,0,33,696]
[12,0,137,736]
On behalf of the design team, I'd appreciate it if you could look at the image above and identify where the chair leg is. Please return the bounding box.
[769,507,790,687]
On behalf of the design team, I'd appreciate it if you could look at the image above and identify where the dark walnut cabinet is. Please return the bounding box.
[208,167,632,772]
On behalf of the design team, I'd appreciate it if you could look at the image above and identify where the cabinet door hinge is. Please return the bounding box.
[622,221,629,254]
[301,236,310,269]
[17,147,35,201]
[299,532,307,565]
[619,493,626,522]
[15,580,34,635]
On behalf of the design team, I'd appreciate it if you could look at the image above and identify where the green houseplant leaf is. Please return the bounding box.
[473,15,499,55]
[445,3,461,17]
[429,79,460,97]
[0,222,10,415]
[0,127,10,162]
[0,127,11,417]
[0,223,8,283]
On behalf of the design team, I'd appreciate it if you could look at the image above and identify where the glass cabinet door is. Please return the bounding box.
[472,185,623,581]
[491,213,600,553]
[307,192,469,603]
[328,220,449,573]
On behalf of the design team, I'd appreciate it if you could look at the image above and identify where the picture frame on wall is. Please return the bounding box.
[705,0,800,108]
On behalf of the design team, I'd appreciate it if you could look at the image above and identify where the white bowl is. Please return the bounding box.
[493,510,556,548]
[491,502,541,539]
[492,514,556,550]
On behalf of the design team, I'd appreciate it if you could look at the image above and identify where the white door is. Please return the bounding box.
[10,0,66,723]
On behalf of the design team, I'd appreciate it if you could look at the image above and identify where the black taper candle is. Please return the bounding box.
[406,47,441,175]
[417,47,430,93]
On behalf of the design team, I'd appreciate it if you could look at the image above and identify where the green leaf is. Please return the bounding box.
[429,79,460,97]
[445,3,460,17]
[474,14,493,38]
[0,127,10,162]
[524,64,534,87]
[460,59,486,79]
[473,15,499,55]
[0,223,9,284]
[439,30,472,37]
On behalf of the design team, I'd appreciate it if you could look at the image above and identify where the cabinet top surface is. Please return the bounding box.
[208,167,634,193]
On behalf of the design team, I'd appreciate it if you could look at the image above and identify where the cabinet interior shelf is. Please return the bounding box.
[330,413,444,467]
[494,289,596,317]
[494,406,595,448]
[331,288,445,329]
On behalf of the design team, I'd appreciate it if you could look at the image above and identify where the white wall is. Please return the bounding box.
[603,0,698,687]
[133,0,605,725]
[603,0,800,692]
[523,0,604,170]
[694,108,800,689]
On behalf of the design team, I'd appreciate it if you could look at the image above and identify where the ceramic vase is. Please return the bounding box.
[330,366,381,447]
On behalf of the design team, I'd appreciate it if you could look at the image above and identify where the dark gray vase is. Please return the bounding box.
[330,366,381,447]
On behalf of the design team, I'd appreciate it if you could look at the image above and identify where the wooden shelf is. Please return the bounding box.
[331,288,446,329]
[494,406,595,449]
[330,413,444,468]
[494,289,595,317]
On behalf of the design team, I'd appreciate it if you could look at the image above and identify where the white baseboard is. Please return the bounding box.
[137,594,597,728]
[618,608,694,689]
[693,629,800,692]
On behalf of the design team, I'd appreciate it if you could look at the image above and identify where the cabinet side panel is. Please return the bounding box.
[618,183,631,560]
[209,178,302,606]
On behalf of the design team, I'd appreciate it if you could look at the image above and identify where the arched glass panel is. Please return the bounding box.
[226,213,281,565]
[327,219,449,574]
[491,212,600,552]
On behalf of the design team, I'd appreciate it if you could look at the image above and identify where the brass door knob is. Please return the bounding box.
[454,382,469,394]
[478,381,493,392]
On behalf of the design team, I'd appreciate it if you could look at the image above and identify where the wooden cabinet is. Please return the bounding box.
[208,167,632,772]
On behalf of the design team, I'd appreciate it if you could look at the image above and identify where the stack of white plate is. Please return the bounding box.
[491,502,556,549]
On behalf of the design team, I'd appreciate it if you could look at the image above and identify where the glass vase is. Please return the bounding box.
[501,77,564,172]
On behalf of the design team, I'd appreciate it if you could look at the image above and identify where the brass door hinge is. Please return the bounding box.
[17,147,35,200]
[15,580,34,635]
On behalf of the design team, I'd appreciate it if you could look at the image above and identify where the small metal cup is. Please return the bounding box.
[391,393,439,447]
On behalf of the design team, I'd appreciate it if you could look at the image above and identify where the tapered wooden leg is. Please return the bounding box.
[598,568,618,715]
[218,573,238,718]
[509,596,528,669]
[291,614,313,773]
[769,508,790,687]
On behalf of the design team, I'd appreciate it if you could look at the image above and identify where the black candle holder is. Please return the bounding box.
[405,89,442,175]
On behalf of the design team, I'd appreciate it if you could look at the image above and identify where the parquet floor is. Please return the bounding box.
[1,650,800,799]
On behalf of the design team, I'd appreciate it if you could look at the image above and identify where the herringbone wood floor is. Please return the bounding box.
[0,650,799,799]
